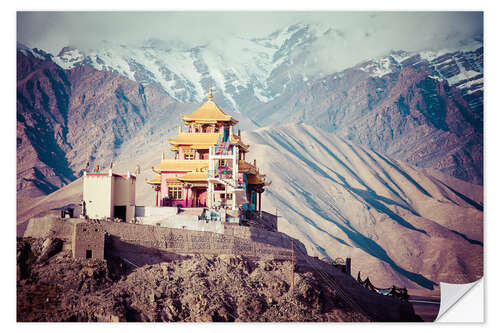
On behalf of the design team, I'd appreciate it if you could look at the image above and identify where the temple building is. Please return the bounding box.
[146,89,270,215]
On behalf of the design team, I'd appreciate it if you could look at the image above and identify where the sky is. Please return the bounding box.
[18,11,483,57]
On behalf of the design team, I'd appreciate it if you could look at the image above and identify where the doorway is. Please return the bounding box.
[114,205,126,220]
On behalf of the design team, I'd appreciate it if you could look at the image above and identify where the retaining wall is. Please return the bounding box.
[23,216,306,262]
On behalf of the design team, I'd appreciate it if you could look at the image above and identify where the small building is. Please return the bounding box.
[83,170,136,221]
[72,222,105,260]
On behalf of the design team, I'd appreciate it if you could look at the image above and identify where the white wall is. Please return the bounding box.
[83,175,112,219]
[83,173,136,221]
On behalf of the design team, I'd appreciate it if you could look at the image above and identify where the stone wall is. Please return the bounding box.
[23,216,306,262]
[101,221,303,261]
[23,216,77,240]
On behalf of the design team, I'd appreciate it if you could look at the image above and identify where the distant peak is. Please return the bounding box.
[57,46,78,57]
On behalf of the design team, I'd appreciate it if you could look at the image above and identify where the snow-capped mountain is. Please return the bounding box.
[16,22,484,204]
[356,44,483,118]
[52,23,334,113]
[51,22,483,118]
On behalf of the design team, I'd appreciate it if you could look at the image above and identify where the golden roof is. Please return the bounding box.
[181,100,236,123]
[177,171,208,182]
[169,133,249,152]
[169,132,221,146]
[146,174,162,185]
[181,91,237,124]
[171,144,214,151]
[153,159,209,173]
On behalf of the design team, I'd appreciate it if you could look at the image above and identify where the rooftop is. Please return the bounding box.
[153,159,209,173]
[181,89,237,124]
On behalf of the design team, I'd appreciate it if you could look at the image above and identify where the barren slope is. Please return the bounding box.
[245,125,482,292]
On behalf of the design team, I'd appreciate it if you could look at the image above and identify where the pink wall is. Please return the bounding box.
[160,173,169,204]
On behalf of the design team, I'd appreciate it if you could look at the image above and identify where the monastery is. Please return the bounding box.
[146,89,270,216]
[78,90,273,231]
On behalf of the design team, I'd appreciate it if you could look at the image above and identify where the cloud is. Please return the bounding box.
[18,12,305,53]
[17,11,482,73]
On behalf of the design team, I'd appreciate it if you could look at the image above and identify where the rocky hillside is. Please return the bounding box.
[16,237,418,322]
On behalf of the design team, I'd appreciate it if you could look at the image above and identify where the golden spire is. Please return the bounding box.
[208,88,213,101]
[161,152,165,161]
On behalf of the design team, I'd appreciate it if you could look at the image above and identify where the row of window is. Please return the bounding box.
[167,186,234,201]
[179,149,246,161]
[168,186,183,200]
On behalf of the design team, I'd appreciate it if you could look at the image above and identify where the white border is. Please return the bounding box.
[4,0,498,331]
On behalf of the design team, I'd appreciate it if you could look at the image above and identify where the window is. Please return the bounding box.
[221,193,233,200]
[184,149,195,160]
[168,185,183,200]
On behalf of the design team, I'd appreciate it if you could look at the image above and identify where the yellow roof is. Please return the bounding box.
[169,132,221,146]
[169,133,249,152]
[171,143,215,151]
[181,99,237,124]
[177,171,208,182]
[146,174,162,185]
[153,159,209,173]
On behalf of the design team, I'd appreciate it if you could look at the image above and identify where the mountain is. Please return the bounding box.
[250,48,483,184]
[245,125,483,291]
[52,23,332,113]
[17,124,483,294]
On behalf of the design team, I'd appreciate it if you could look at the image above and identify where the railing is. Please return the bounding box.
[214,135,223,152]
[356,272,409,301]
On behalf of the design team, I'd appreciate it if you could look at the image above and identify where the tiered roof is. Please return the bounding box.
[152,159,209,173]
[169,132,249,152]
[181,90,237,125]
